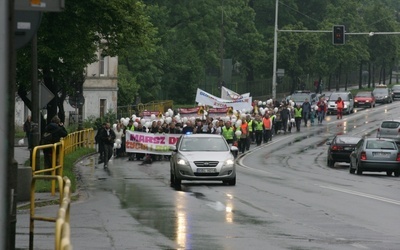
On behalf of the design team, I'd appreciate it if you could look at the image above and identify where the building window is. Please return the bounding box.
[100,99,106,118]
[99,55,105,76]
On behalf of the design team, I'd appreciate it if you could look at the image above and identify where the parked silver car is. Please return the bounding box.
[377,120,400,143]
[349,138,400,176]
[170,134,237,187]
[327,92,354,115]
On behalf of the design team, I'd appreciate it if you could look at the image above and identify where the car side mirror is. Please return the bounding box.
[326,141,331,145]
[170,145,177,152]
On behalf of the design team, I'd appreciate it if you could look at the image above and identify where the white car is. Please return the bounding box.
[170,134,237,187]
[327,92,354,115]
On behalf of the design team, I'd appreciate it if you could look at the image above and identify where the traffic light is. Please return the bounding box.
[333,25,345,45]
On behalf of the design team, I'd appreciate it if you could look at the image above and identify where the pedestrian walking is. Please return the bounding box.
[301,98,311,127]
[262,113,273,142]
[100,122,116,168]
[253,114,263,146]
[317,97,327,124]
[335,96,344,119]
[23,115,32,149]
[294,104,302,132]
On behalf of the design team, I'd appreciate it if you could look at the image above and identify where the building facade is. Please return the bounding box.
[15,53,118,127]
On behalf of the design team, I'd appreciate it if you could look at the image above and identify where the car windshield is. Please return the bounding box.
[180,137,229,151]
[335,137,361,144]
[366,140,396,150]
[373,89,387,94]
[392,85,400,91]
[329,93,349,101]
[290,94,309,102]
[381,121,400,129]
[356,92,370,97]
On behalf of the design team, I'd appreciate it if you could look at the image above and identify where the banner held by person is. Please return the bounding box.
[125,130,181,155]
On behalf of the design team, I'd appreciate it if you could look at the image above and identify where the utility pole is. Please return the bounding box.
[272,0,278,100]
[219,0,224,97]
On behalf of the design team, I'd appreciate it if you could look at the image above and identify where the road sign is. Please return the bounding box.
[15,0,65,12]
[27,83,55,109]
[15,11,42,49]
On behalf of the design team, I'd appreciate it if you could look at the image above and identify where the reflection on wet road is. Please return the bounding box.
[81,102,400,249]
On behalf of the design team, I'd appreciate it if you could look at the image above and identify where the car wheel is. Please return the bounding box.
[224,177,236,186]
[349,161,355,174]
[394,170,400,177]
[370,103,373,108]
[170,170,181,187]
[170,172,175,186]
[386,171,393,176]
[327,158,335,167]
[356,163,363,175]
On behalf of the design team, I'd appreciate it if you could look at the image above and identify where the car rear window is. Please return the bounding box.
[335,137,361,144]
[381,121,400,129]
[366,140,396,150]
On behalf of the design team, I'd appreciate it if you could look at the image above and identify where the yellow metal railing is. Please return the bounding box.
[63,128,95,155]
[29,128,95,249]
[31,141,65,196]
[29,176,72,250]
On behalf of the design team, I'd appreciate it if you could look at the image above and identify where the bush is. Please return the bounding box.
[82,109,118,130]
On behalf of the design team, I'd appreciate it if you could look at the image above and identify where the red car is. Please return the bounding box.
[354,91,375,108]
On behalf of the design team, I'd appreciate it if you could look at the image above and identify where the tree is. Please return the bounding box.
[17,0,155,126]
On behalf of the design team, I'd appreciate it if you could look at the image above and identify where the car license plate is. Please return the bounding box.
[358,102,364,104]
[197,168,216,173]
[372,152,390,158]
[344,147,354,151]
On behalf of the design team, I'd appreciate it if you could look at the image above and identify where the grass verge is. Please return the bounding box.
[30,147,96,193]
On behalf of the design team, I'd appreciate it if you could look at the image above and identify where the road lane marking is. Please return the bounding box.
[319,185,400,206]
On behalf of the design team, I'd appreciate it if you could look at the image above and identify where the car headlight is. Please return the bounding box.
[344,104,348,109]
[177,158,189,166]
[224,159,235,167]
[366,100,370,102]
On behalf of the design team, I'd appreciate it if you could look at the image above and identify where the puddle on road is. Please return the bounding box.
[108,179,270,250]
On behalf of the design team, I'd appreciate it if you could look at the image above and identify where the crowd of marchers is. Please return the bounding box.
[94,95,341,165]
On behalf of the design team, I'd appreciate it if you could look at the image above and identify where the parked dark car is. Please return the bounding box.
[326,135,362,167]
[349,138,400,176]
[327,92,354,115]
[391,85,400,100]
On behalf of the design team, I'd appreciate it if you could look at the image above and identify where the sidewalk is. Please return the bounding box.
[14,143,175,250]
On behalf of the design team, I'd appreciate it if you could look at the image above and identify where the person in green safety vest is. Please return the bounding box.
[221,120,237,157]
[246,115,254,150]
[294,104,303,132]
[221,121,235,145]
[253,114,264,146]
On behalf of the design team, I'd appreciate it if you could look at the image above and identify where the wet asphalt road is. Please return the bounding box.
[17,102,400,250]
